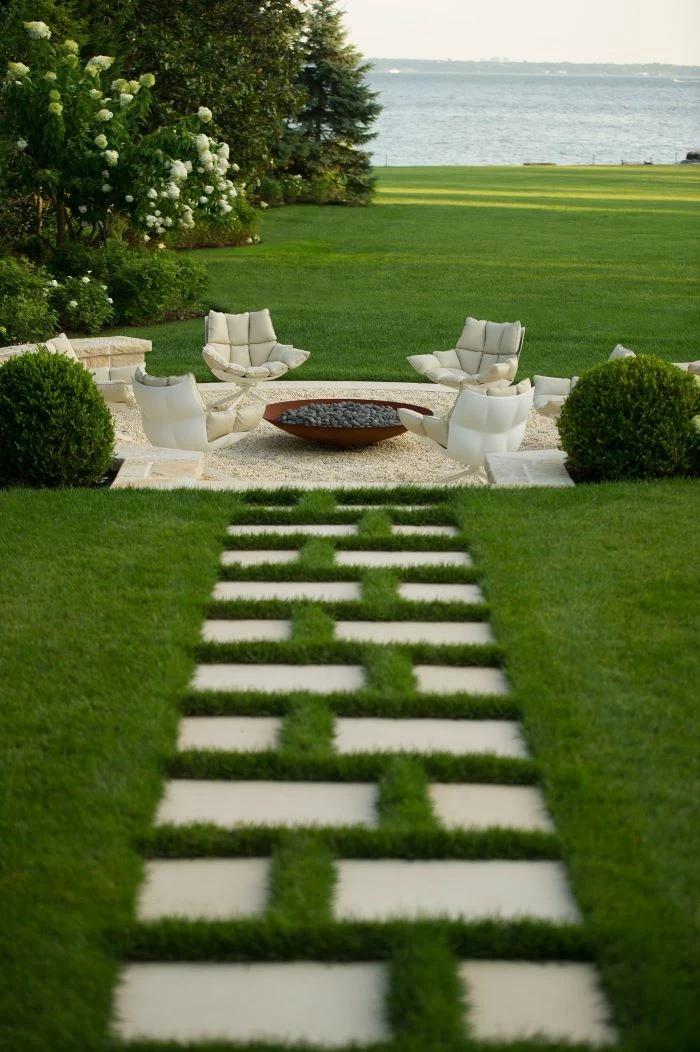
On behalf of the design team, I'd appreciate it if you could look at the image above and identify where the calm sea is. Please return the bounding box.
[366,71,700,167]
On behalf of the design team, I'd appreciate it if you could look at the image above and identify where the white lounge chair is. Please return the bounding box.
[132,368,263,452]
[398,378,534,483]
[407,316,525,390]
[202,308,309,407]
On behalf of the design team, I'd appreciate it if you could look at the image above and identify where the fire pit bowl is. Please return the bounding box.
[264,398,433,447]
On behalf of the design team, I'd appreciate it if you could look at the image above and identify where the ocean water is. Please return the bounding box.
[366,71,700,167]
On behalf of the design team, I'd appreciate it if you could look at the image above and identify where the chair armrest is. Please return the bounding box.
[474,359,517,385]
[397,408,429,436]
[407,353,442,378]
[273,345,310,369]
[203,345,246,377]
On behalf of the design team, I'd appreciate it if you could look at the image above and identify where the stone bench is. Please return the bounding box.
[0,334,151,370]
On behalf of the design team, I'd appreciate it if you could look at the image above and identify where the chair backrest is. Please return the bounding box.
[133,370,208,450]
[445,382,534,467]
[454,316,524,375]
[205,309,277,368]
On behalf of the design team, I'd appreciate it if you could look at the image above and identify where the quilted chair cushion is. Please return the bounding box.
[533,374,579,418]
[205,403,264,442]
[204,310,309,381]
[443,382,534,468]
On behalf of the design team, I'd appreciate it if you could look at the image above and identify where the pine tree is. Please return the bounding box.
[280,0,381,204]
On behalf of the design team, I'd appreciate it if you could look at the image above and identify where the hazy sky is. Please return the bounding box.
[339,0,700,64]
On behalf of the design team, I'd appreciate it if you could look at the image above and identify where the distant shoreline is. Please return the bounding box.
[368,58,700,78]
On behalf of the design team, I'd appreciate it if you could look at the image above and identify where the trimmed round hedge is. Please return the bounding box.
[558,356,700,481]
[0,350,115,488]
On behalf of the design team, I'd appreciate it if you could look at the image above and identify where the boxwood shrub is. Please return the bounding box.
[0,350,114,488]
[558,356,700,481]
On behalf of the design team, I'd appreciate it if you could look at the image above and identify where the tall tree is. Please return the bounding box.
[278,0,381,203]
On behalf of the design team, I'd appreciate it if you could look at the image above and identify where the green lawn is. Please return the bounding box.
[1,483,699,1051]
[121,165,700,382]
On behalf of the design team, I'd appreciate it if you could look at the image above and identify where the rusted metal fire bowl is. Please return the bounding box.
[264,398,433,448]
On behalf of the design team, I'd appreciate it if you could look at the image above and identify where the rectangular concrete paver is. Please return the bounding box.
[485,449,575,488]
[220,550,299,566]
[415,665,509,695]
[399,582,484,603]
[338,504,433,511]
[213,581,361,602]
[392,524,459,537]
[459,961,617,1046]
[114,962,389,1045]
[178,717,281,752]
[429,784,554,832]
[227,524,357,536]
[336,550,471,568]
[191,663,365,694]
[155,780,379,828]
[334,719,528,757]
[334,860,580,923]
[137,859,269,921]
[201,619,292,642]
[335,620,494,645]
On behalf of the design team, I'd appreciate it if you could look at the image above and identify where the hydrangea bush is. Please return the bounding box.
[3,20,245,246]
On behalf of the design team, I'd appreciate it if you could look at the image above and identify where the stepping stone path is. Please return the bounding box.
[114,502,618,1048]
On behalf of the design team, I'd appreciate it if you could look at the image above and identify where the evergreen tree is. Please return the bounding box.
[279,0,381,204]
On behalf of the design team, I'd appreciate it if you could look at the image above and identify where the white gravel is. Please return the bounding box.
[112,382,560,486]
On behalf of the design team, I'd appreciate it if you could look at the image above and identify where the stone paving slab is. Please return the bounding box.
[485,449,575,488]
[334,719,528,757]
[178,717,282,752]
[201,619,292,642]
[336,550,470,568]
[338,504,435,511]
[137,859,269,921]
[334,620,494,645]
[398,582,485,603]
[191,663,365,694]
[227,524,357,536]
[155,780,379,828]
[459,961,617,1046]
[429,784,554,832]
[392,524,459,537]
[334,860,580,923]
[114,962,389,1045]
[220,550,299,566]
[213,581,361,602]
[414,665,510,695]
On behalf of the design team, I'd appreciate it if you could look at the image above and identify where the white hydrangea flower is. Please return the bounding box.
[119,93,134,107]
[195,133,209,151]
[104,150,119,166]
[218,143,230,159]
[68,299,78,308]
[163,217,173,227]
[48,279,59,287]
[197,106,213,123]
[260,201,269,209]
[89,88,103,100]
[125,194,134,203]
[7,61,30,79]
[145,214,156,226]
[199,196,207,204]
[107,297,113,303]
[166,183,180,199]
[147,188,158,199]
[143,234,150,241]
[96,109,114,122]
[63,39,79,53]
[87,55,114,70]
[139,73,155,87]
[231,163,240,172]
[158,243,166,250]
[65,54,78,68]
[184,160,193,173]
[111,78,129,92]
[44,71,57,81]
[101,184,110,192]
[81,276,90,283]
[24,21,51,39]
[204,185,214,194]
[15,138,28,150]
[246,237,253,244]
[169,159,188,181]
[78,205,87,214]
[128,79,140,93]
[94,134,108,149]
[48,101,63,116]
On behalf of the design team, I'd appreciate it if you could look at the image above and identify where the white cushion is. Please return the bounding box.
[457,317,487,352]
[97,380,135,405]
[47,332,79,361]
[274,346,309,369]
[90,366,111,383]
[434,349,461,369]
[422,414,449,446]
[206,407,239,442]
[109,365,137,382]
[264,361,289,379]
[609,344,636,360]
[455,348,482,374]
[425,367,468,386]
[406,353,441,376]
[476,360,516,384]
[233,404,264,432]
[397,408,428,435]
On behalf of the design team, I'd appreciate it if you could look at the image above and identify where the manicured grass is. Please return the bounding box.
[120,166,700,381]
[1,482,699,1051]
